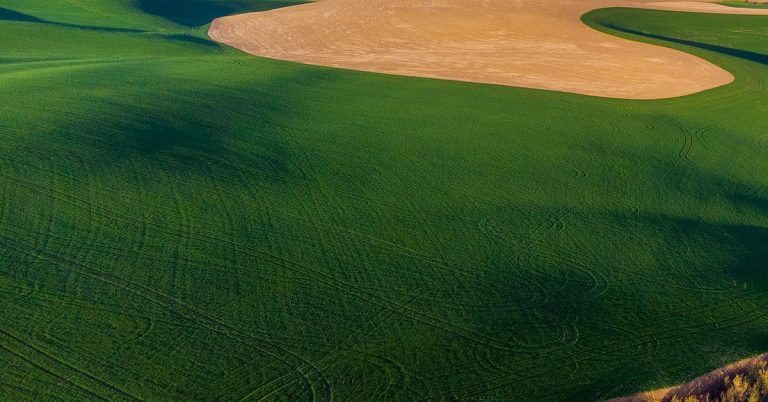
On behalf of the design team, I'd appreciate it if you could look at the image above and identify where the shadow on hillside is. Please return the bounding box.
[602,24,768,66]
[157,33,219,47]
[0,7,144,33]
[0,7,222,46]
[134,0,305,27]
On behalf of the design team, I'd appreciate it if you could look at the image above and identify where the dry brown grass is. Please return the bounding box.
[610,353,768,402]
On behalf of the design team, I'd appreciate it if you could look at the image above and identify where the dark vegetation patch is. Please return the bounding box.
[599,22,768,66]
[134,0,305,26]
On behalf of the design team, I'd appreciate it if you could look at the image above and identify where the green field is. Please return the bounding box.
[1,2,767,401]
[719,1,768,9]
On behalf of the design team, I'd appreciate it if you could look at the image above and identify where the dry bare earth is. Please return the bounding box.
[209,0,768,99]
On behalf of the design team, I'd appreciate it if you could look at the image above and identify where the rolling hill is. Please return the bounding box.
[0,1,767,401]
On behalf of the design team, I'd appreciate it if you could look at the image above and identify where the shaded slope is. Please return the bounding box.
[135,0,304,26]
[0,7,143,32]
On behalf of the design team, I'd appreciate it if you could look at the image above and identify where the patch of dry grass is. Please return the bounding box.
[611,354,768,402]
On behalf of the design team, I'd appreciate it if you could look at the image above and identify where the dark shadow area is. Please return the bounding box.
[0,6,43,23]
[0,7,144,33]
[734,192,768,216]
[71,68,320,185]
[0,7,225,47]
[153,33,219,47]
[601,23,768,66]
[134,0,305,27]
[636,212,768,291]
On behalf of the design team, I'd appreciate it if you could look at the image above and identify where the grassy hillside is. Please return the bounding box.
[0,2,767,401]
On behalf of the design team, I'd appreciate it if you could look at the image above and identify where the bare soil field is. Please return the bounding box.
[208,0,767,99]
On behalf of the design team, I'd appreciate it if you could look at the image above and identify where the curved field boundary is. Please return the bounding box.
[207,0,766,99]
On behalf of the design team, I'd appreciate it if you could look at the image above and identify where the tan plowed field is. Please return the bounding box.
[208,0,767,99]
